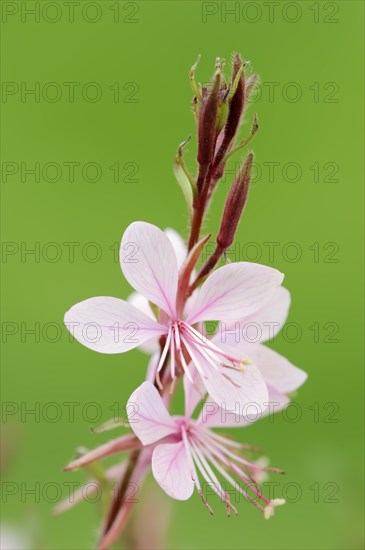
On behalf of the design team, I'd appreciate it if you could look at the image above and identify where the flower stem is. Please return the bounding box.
[190,243,225,292]
[103,449,141,537]
[188,164,214,250]
[102,345,174,547]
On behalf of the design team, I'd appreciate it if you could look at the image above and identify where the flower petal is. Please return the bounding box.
[187,262,284,324]
[218,286,291,344]
[64,297,166,354]
[183,367,206,418]
[127,291,155,320]
[146,352,160,383]
[127,382,177,445]
[152,442,194,500]
[199,386,290,428]
[191,347,269,414]
[120,222,178,318]
[128,292,160,353]
[232,343,307,394]
[165,228,188,269]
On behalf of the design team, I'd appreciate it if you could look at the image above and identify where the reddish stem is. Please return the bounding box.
[190,243,224,292]
[103,449,141,536]
[101,343,173,546]
[188,163,215,250]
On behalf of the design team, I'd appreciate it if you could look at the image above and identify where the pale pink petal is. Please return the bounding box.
[231,343,307,393]
[128,292,160,353]
[183,366,206,418]
[218,286,291,345]
[127,382,177,445]
[152,442,194,500]
[144,354,173,408]
[127,291,155,319]
[64,434,140,471]
[64,297,166,354]
[187,262,284,324]
[146,352,160,383]
[135,336,160,355]
[120,222,178,318]
[199,386,290,428]
[165,228,188,269]
[191,347,269,414]
[264,386,291,416]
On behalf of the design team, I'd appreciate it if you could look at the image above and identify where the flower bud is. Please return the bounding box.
[217,153,253,250]
[197,71,221,173]
[215,92,229,134]
[213,54,246,169]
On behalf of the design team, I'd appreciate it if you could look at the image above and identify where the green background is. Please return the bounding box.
[1,1,364,548]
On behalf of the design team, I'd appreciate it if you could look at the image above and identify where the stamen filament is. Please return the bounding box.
[180,335,209,380]
[178,345,194,383]
[181,426,198,484]
[197,429,271,507]
[174,323,182,352]
[170,331,176,381]
[157,327,172,373]
[182,322,241,365]
[191,439,238,515]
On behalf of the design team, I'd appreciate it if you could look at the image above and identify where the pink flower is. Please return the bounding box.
[141,285,307,416]
[65,221,284,410]
[127,380,286,517]
[200,286,308,409]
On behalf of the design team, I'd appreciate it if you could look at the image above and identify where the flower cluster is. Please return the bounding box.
[59,55,307,550]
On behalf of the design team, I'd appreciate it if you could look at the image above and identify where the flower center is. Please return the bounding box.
[155,319,250,392]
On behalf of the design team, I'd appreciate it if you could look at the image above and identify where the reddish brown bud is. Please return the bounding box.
[197,73,221,172]
[217,153,253,250]
[213,54,246,169]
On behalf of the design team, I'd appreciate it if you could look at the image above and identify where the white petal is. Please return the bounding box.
[232,343,307,394]
[191,347,269,414]
[165,228,188,269]
[183,366,206,418]
[120,222,178,318]
[218,286,291,344]
[146,352,160,383]
[199,386,290,428]
[127,382,177,445]
[187,262,284,324]
[128,292,160,353]
[127,291,155,319]
[152,442,194,500]
[64,297,166,354]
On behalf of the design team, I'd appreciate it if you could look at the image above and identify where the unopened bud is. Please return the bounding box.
[213,54,246,168]
[215,90,229,133]
[197,70,221,170]
[217,153,253,250]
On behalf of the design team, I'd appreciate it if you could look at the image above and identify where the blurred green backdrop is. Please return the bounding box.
[1,1,364,548]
